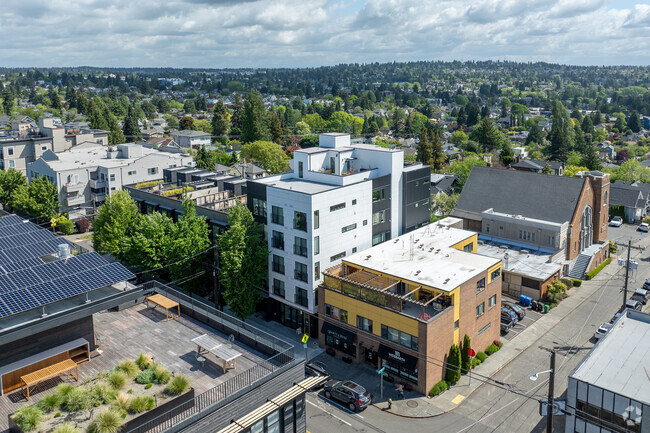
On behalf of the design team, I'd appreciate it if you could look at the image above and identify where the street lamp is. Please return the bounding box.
[529,349,556,433]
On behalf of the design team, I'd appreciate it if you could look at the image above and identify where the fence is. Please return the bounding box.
[123,282,296,433]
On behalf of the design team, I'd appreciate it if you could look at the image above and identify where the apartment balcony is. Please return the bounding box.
[66,195,86,206]
[89,179,106,189]
[322,264,450,322]
[63,182,84,192]
[91,192,106,202]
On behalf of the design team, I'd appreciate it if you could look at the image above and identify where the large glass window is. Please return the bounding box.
[491,268,501,281]
[314,210,319,229]
[314,236,320,255]
[315,261,320,281]
[357,316,373,333]
[476,302,485,317]
[381,325,418,350]
[294,262,308,282]
[293,211,307,231]
[252,198,267,218]
[272,279,285,298]
[372,210,386,225]
[271,231,284,250]
[372,232,387,246]
[489,294,497,307]
[476,278,485,293]
[272,255,284,275]
[325,304,348,322]
[341,223,357,233]
[330,251,346,262]
[294,287,309,307]
[293,236,308,257]
[271,206,284,225]
[372,188,386,202]
[330,202,346,212]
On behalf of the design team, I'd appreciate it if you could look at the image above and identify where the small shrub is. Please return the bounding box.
[145,383,152,389]
[53,423,82,433]
[428,380,448,397]
[609,240,618,254]
[13,405,43,432]
[55,412,62,418]
[116,359,140,378]
[572,279,582,287]
[92,383,116,405]
[64,386,93,412]
[136,369,156,385]
[136,352,153,370]
[55,383,75,400]
[560,278,573,288]
[87,409,124,433]
[127,389,133,394]
[108,370,127,390]
[153,364,171,384]
[485,343,500,356]
[476,352,488,362]
[57,218,75,235]
[493,340,502,348]
[471,357,482,368]
[165,374,191,396]
[113,392,130,413]
[37,393,62,412]
[75,218,91,233]
[129,396,155,413]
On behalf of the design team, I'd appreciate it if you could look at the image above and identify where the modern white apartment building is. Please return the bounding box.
[169,130,211,149]
[0,117,108,174]
[247,133,431,335]
[28,142,193,218]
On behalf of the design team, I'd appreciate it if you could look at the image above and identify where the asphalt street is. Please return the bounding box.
[306,223,649,433]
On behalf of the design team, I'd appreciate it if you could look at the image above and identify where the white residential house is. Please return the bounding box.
[247,133,432,335]
[169,130,211,149]
[27,143,193,218]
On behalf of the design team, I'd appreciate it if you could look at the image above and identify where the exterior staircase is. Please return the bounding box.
[568,254,591,279]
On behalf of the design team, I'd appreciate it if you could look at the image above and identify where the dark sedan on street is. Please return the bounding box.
[323,380,372,412]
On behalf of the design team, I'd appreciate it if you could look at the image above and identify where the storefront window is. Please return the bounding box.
[325,304,348,322]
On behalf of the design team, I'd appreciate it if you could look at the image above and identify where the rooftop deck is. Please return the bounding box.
[0,298,292,432]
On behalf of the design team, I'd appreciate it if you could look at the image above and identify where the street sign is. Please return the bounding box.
[301,334,309,344]
[468,348,476,358]
[376,368,387,377]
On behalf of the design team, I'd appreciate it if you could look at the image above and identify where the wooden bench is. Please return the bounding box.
[20,359,79,401]
[146,293,180,321]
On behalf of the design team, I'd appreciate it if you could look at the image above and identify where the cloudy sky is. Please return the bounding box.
[1,0,649,68]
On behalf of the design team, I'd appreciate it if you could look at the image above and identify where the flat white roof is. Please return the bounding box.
[266,178,339,194]
[477,238,561,280]
[344,223,500,291]
[571,310,650,404]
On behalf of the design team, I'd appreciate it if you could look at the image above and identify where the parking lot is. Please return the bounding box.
[500,295,544,342]
[607,220,648,245]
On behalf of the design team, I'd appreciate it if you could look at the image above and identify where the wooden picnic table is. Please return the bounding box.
[20,359,78,401]
[191,334,242,373]
[146,293,180,321]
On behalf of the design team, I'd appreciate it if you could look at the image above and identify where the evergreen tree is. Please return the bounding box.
[549,100,574,163]
[582,136,602,171]
[219,203,269,320]
[525,123,543,146]
[541,163,554,174]
[581,115,594,135]
[230,94,244,137]
[104,106,126,145]
[591,110,602,126]
[628,111,642,133]
[268,109,284,144]
[461,335,471,374]
[430,126,446,172]
[48,86,62,110]
[470,117,506,151]
[446,344,462,383]
[416,127,431,166]
[480,105,490,119]
[241,90,270,143]
[456,107,467,126]
[573,122,586,153]
[211,99,230,140]
[87,98,109,131]
[1,88,15,116]
[179,116,194,131]
[122,106,141,142]
[467,103,480,126]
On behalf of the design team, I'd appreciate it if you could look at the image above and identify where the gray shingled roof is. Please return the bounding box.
[451,166,585,223]
[609,181,649,208]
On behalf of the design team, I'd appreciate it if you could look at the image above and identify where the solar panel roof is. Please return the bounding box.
[0,216,135,319]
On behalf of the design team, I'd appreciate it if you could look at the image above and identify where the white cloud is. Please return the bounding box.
[0,0,648,67]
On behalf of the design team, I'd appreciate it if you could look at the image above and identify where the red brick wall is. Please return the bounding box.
[420,308,455,394]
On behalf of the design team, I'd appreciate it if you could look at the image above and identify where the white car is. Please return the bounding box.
[594,323,613,340]
[639,222,650,233]
[609,216,623,227]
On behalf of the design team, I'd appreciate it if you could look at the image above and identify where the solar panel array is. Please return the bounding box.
[0,215,135,319]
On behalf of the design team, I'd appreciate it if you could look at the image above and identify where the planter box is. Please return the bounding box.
[122,387,195,433]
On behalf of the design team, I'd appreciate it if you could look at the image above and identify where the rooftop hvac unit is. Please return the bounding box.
[58,244,71,259]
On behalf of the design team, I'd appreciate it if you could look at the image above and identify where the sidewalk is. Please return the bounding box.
[371,259,620,418]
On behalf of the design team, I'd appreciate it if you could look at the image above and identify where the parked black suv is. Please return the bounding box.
[323,380,372,411]
[502,301,525,321]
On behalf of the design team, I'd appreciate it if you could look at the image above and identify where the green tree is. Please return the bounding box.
[525,123,543,146]
[141,100,157,119]
[0,169,26,207]
[448,155,488,190]
[211,99,230,140]
[614,112,627,132]
[230,94,244,137]
[581,115,594,135]
[446,344,462,383]
[92,190,139,259]
[470,117,506,151]
[179,116,194,131]
[123,211,175,272]
[11,176,59,222]
[430,127,446,172]
[1,88,15,116]
[563,165,590,178]
[303,113,326,132]
[219,203,269,320]
[416,127,431,166]
[241,90,270,143]
[241,141,289,174]
[567,151,583,167]
[104,106,126,145]
[87,98,109,131]
[294,121,311,136]
[183,99,196,114]
[451,130,469,146]
[122,106,141,142]
[582,141,602,171]
[541,163,554,175]
[48,86,62,111]
[548,100,574,163]
[628,111,642,133]
[461,334,471,374]
[268,110,284,144]
[431,193,459,218]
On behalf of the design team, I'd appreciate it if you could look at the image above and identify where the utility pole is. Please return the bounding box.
[623,239,631,310]
[547,349,556,433]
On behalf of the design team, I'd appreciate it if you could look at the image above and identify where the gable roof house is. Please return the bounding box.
[510,159,564,176]
[451,166,610,283]
[609,180,650,223]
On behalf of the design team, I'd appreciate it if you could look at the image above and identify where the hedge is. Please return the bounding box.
[428,380,448,397]
[471,358,481,368]
[161,186,194,197]
[572,279,582,287]
[485,343,500,356]
[135,179,164,189]
[585,258,611,280]
[476,352,488,362]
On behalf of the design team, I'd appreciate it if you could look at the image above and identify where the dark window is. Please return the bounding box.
[294,262,308,282]
[315,261,320,280]
[272,255,284,275]
[352,199,357,205]
[372,188,386,202]
[293,211,307,231]
[271,231,284,250]
[476,302,485,317]
[294,236,308,257]
[330,202,346,212]
[491,268,501,281]
[521,277,540,290]
[314,236,320,255]
[357,316,373,333]
[372,232,387,246]
[476,278,485,292]
[272,279,285,298]
[314,210,319,229]
[381,325,418,350]
[330,251,346,262]
[464,242,473,252]
[252,198,267,218]
[298,161,303,178]
[342,223,357,233]
[271,206,284,225]
[325,304,348,322]
[295,287,309,307]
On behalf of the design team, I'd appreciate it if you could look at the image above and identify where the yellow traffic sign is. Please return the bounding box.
[301,334,309,344]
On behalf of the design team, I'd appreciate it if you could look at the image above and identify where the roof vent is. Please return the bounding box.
[366,255,372,260]
[521,249,530,255]
[444,278,450,283]
[57,244,71,260]
[414,239,420,243]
